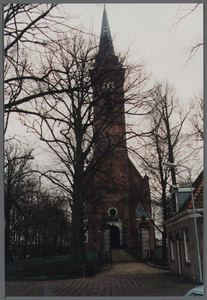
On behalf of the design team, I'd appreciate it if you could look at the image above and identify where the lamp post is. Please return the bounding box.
[163,162,203,284]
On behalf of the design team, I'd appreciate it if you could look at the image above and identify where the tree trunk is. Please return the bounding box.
[70,113,85,273]
[5,205,12,264]
[161,183,168,266]
[162,228,167,267]
[69,199,81,274]
[80,214,87,264]
[163,95,177,186]
[24,231,28,259]
[155,133,168,266]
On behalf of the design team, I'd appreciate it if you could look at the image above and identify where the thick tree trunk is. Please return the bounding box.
[70,114,85,273]
[80,214,87,264]
[69,199,81,274]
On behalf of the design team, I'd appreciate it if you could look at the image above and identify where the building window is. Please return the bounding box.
[84,230,88,243]
[169,233,175,260]
[108,207,117,217]
[183,228,191,262]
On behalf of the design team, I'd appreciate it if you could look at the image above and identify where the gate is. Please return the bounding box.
[110,225,120,248]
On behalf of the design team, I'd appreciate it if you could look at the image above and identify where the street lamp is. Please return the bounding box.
[163,162,203,284]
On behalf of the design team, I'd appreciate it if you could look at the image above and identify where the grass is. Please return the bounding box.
[85,250,99,259]
[155,251,163,259]
[23,275,50,281]
[5,277,18,281]
[6,251,99,281]
[12,251,99,263]
[125,248,165,261]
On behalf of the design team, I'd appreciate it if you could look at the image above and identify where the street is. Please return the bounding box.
[5,262,198,297]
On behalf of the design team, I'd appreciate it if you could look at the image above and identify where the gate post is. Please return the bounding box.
[100,224,112,266]
[139,215,150,262]
[44,284,53,296]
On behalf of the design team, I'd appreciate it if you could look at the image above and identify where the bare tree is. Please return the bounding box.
[129,82,193,263]
[189,92,204,141]
[15,24,150,273]
[5,138,71,262]
[4,4,84,133]
[4,4,152,272]
[171,3,203,63]
[22,190,71,259]
[4,140,34,264]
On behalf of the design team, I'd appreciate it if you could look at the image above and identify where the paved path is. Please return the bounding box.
[112,249,137,262]
[96,262,168,275]
[5,262,197,297]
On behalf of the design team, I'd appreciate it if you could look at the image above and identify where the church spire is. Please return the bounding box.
[99,5,115,56]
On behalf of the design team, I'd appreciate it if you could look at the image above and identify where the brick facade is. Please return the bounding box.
[84,151,155,252]
[165,210,203,283]
[164,171,203,284]
[84,7,155,254]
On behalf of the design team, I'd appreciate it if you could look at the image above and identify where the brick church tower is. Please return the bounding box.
[84,7,155,257]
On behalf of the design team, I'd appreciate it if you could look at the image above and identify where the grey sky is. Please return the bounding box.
[5,3,203,169]
[65,3,203,102]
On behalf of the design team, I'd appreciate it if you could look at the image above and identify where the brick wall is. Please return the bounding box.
[166,214,203,283]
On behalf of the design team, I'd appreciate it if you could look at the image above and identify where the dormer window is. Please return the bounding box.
[170,186,194,214]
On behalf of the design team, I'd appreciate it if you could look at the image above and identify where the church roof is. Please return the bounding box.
[98,6,115,56]
[135,202,149,219]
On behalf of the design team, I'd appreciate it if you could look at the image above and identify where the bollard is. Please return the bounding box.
[52,267,56,278]
[18,268,21,280]
[93,263,97,275]
[82,266,85,278]
[44,283,53,296]
[105,251,108,267]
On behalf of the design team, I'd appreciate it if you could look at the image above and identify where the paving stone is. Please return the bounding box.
[5,262,197,297]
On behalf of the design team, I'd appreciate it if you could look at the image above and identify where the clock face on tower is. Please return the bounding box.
[101,80,115,93]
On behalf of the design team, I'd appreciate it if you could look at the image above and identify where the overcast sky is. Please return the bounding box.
[64,3,203,103]
[6,3,203,166]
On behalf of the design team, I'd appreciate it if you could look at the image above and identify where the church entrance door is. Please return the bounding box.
[110,225,120,248]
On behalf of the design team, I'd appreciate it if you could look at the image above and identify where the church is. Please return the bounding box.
[84,6,155,261]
